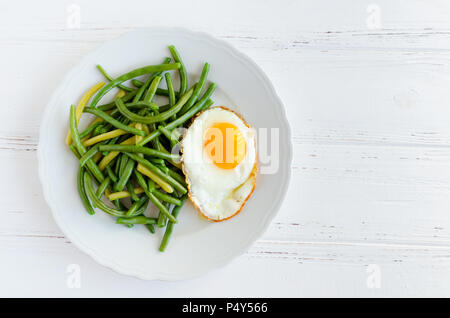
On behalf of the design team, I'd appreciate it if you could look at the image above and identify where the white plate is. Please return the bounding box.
[38,27,292,280]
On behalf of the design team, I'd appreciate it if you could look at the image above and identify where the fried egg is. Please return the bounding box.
[181,106,257,221]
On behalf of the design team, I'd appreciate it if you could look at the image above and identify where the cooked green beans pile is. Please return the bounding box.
[67,46,216,252]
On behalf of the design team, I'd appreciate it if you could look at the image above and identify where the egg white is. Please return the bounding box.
[181,107,257,221]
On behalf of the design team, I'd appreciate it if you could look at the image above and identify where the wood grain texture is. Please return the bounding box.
[1,0,450,296]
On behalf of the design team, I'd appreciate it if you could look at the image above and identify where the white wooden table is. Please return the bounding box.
[2,0,450,297]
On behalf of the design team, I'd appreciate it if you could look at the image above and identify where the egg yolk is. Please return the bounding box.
[204,122,247,169]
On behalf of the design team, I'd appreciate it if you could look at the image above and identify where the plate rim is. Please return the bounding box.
[37,26,293,281]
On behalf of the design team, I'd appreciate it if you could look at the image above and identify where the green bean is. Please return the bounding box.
[165,72,176,111]
[127,180,139,202]
[79,122,102,139]
[124,152,187,194]
[83,107,146,136]
[84,173,127,217]
[157,88,180,98]
[135,197,150,215]
[168,45,188,96]
[70,105,105,183]
[133,58,171,103]
[124,196,149,217]
[157,104,172,112]
[137,107,149,117]
[116,216,157,225]
[134,169,146,188]
[96,64,133,92]
[150,158,165,165]
[125,101,159,111]
[133,170,177,223]
[179,62,210,115]
[121,216,156,225]
[101,135,120,156]
[167,169,186,186]
[118,158,135,191]
[147,178,156,191]
[125,196,145,216]
[69,144,80,159]
[133,74,156,103]
[201,98,214,111]
[89,63,180,108]
[159,195,187,252]
[166,83,216,130]
[118,153,128,178]
[143,75,162,103]
[115,87,193,124]
[146,224,155,234]
[120,115,131,127]
[79,145,100,167]
[98,144,180,161]
[133,80,180,98]
[118,153,128,179]
[97,90,138,111]
[114,153,121,175]
[155,164,169,174]
[96,176,111,199]
[152,188,182,206]
[147,118,162,150]
[158,125,178,148]
[136,169,149,190]
[132,79,143,87]
[106,164,118,183]
[77,167,95,215]
[157,202,170,228]
[116,160,126,187]
[115,158,134,192]
[136,84,215,148]
[114,199,125,210]
[92,124,108,137]
[125,196,147,217]
[136,130,160,147]
[149,191,176,223]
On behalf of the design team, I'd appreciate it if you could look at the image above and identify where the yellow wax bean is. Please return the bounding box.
[116,89,126,98]
[66,82,105,145]
[134,123,143,144]
[98,136,137,171]
[159,143,182,169]
[82,129,127,147]
[137,163,173,193]
[92,151,102,163]
[107,187,145,201]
